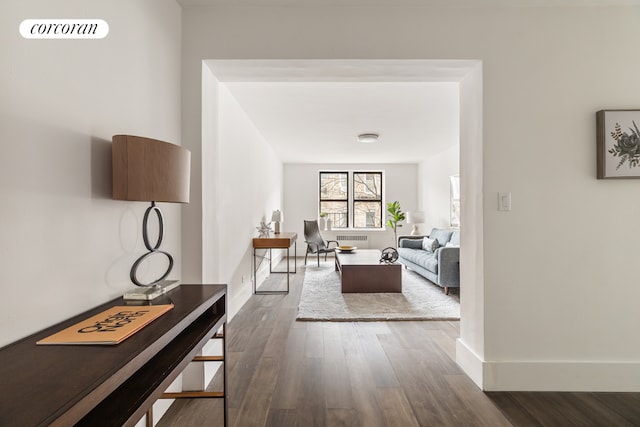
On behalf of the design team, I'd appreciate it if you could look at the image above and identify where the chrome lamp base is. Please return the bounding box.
[124,280,180,301]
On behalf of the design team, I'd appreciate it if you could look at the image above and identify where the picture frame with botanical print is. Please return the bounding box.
[597,109,640,179]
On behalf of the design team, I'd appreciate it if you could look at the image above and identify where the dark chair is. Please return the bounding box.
[304,220,339,267]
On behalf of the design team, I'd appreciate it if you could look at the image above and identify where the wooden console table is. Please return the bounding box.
[252,232,297,294]
[0,284,227,427]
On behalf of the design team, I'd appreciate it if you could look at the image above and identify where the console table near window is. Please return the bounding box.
[252,232,297,294]
[0,284,227,427]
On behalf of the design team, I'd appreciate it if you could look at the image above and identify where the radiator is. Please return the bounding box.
[335,235,369,249]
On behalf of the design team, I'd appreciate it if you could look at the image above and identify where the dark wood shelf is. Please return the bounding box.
[0,284,227,427]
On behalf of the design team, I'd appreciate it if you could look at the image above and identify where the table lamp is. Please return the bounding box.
[112,135,191,300]
[406,211,425,235]
[271,210,282,234]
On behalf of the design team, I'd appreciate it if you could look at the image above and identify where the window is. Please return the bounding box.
[353,172,382,228]
[319,171,383,229]
[319,172,349,227]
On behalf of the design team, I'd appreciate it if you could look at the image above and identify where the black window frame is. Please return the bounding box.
[319,171,350,228]
[318,170,384,229]
[353,171,383,229]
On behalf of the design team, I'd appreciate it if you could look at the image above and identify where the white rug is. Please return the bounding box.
[296,261,460,321]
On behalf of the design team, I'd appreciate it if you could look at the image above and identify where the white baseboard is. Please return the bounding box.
[456,339,640,391]
[484,360,640,392]
[228,280,252,322]
[456,338,484,389]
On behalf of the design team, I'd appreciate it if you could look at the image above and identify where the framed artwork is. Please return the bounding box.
[450,174,460,228]
[597,110,640,179]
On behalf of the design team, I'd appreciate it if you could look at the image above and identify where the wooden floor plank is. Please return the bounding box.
[325,408,359,427]
[485,392,544,427]
[402,381,455,427]
[298,358,327,427]
[488,391,640,427]
[262,307,297,358]
[269,328,306,409]
[227,327,271,408]
[323,357,354,409]
[446,374,513,427]
[343,338,387,427]
[300,356,326,409]
[591,392,640,426]
[375,387,421,427]
[322,322,346,360]
[264,408,299,427]
[303,322,324,358]
[356,329,400,388]
[232,357,279,427]
[426,328,457,362]
[379,341,471,427]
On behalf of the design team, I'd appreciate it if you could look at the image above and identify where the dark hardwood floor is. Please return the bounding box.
[158,259,640,427]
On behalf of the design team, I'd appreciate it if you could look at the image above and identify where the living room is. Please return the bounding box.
[207,61,463,317]
[3,0,640,425]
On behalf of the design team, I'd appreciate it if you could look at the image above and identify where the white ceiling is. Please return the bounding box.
[206,60,471,164]
[180,0,640,6]
[223,81,459,163]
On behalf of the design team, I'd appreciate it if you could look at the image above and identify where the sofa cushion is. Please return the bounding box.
[400,238,423,249]
[448,230,460,247]
[429,228,453,247]
[398,248,438,274]
[421,237,439,252]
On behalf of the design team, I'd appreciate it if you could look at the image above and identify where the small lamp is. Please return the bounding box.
[271,210,282,234]
[406,211,425,236]
[112,135,191,300]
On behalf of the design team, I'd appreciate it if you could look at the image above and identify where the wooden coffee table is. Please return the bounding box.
[335,249,402,293]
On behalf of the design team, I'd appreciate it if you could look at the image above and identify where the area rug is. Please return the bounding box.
[296,261,460,321]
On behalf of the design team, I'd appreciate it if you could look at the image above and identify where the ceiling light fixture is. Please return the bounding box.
[357,133,379,143]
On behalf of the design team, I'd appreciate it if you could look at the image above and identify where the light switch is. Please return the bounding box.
[498,192,511,211]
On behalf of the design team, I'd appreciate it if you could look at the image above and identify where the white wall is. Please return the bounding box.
[0,0,182,346]
[182,4,640,391]
[419,145,460,232]
[217,85,284,317]
[456,64,485,387]
[284,163,418,251]
[184,67,284,392]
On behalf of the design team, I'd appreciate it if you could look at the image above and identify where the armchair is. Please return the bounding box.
[303,220,339,267]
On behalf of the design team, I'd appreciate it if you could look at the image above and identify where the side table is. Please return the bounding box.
[252,232,297,294]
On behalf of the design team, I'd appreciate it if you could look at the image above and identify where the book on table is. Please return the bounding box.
[36,304,174,345]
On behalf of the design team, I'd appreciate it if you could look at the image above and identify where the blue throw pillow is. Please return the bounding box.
[422,237,440,252]
[429,228,453,247]
[400,239,423,249]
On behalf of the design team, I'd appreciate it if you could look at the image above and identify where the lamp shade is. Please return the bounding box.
[271,210,282,222]
[406,211,425,224]
[112,134,191,203]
